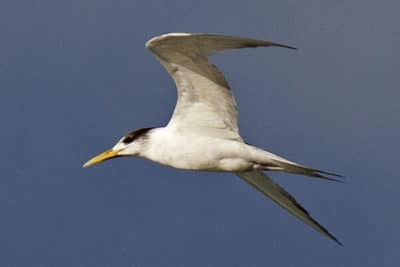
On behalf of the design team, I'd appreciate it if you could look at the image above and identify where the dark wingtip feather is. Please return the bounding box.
[267,42,297,50]
[277,43,297,50]
[335,238,344,247]
[325,229,343,246]
[322,228,343,246]
[306,209,343,246]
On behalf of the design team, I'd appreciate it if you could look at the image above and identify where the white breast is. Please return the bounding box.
[141,127,253,172]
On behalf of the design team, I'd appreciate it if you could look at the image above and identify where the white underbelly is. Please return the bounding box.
[144,134,253,172]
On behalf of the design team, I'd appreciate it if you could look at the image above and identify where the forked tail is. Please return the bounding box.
[267,159,344,182]
[248,145,343,182]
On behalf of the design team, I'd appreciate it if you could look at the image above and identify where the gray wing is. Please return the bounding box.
[236,170,341,245]
[146,33,295,139]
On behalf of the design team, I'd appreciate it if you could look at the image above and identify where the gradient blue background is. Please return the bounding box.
[1,0,399,266]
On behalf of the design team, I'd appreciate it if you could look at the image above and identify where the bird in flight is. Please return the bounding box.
[83,33,342,245]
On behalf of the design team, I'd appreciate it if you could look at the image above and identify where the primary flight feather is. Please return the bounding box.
[84,33,342,245]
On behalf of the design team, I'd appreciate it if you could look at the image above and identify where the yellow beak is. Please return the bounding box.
[83,149,121,168]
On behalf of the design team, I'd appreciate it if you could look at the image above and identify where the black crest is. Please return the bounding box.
[122,127,154,144]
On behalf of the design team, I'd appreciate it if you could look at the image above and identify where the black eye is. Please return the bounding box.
[122,135,134,144]
[121,128,153,144]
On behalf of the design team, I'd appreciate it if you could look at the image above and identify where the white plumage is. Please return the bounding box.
[84,33,342,245]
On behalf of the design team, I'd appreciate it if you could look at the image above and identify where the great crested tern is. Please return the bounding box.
[84,33,342,245]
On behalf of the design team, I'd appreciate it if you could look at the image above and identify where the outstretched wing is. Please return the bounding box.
[146,33,295,139]
[236,170,341,245]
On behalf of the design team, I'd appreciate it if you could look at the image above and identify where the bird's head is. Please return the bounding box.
[83,127,153,168]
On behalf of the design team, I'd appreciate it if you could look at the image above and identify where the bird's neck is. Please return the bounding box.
[137,126,166,156]
[137,126,182,165]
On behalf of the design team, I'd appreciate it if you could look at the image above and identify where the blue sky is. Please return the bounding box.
[1,0,399,266]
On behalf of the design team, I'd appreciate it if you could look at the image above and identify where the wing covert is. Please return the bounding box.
[146,33,295,138]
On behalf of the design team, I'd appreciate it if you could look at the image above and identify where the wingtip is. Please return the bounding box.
[319,175,345,183]
[270,42,297,50]
[328,234,343,246]
[308,213,343,246]
[335,239,344,247]
[284,44,298,50]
